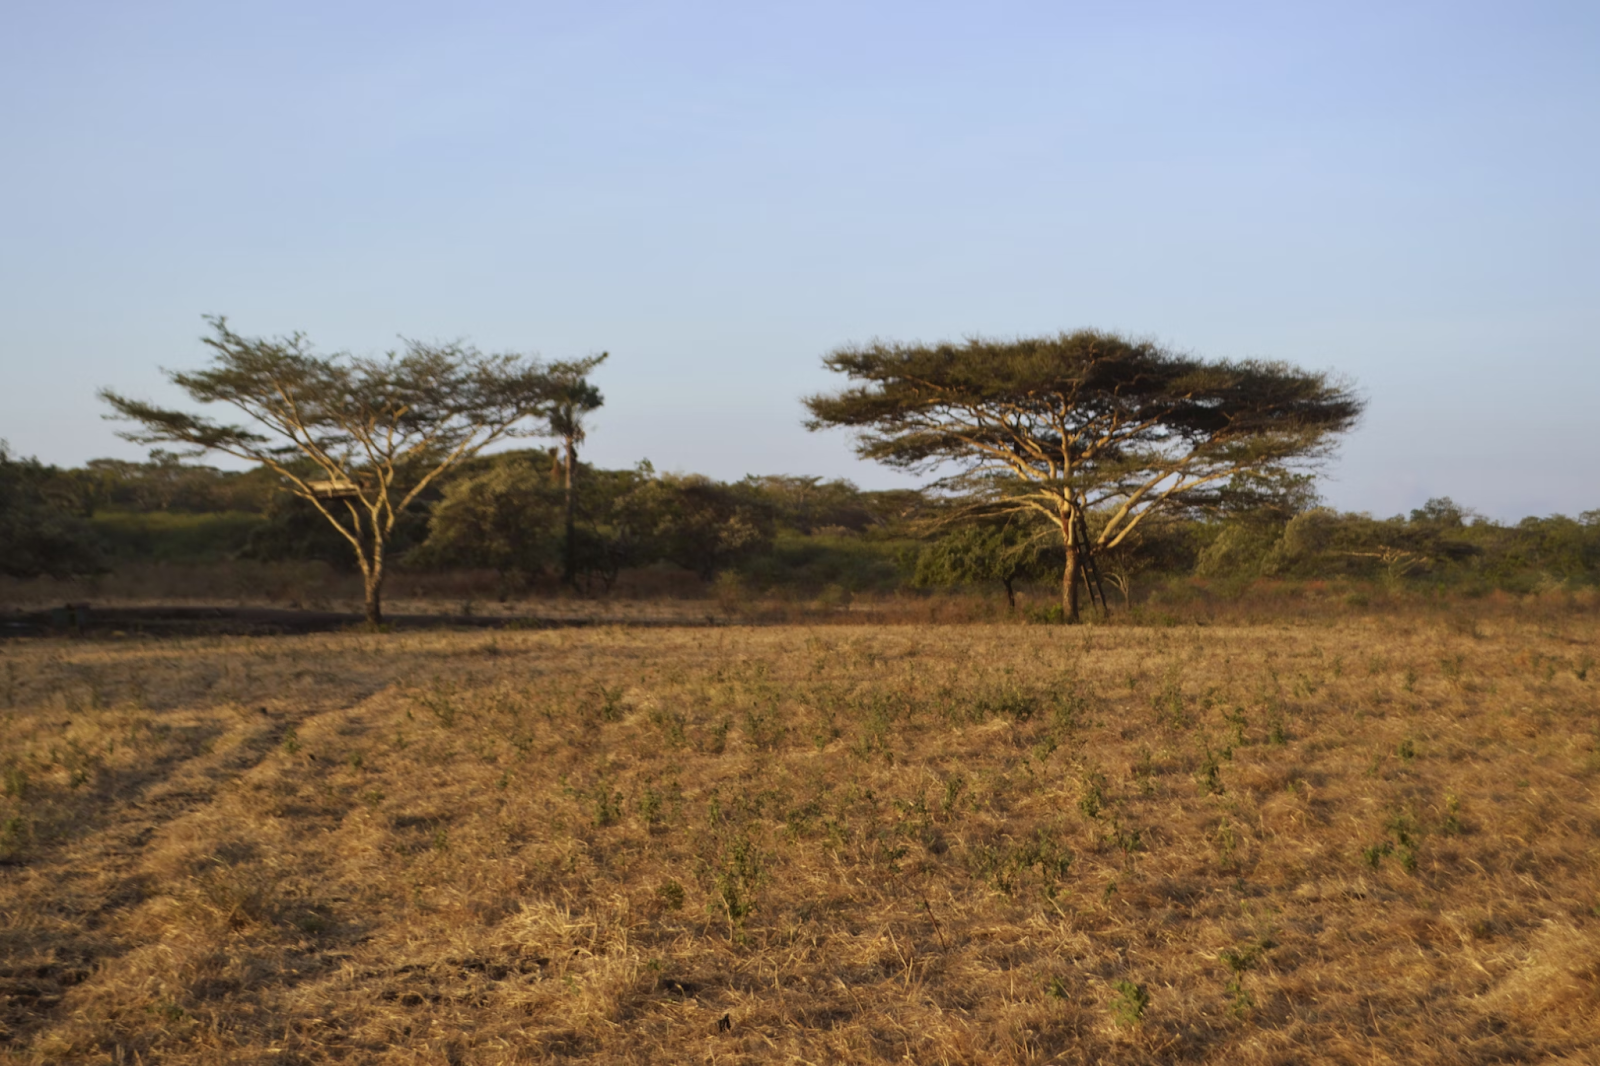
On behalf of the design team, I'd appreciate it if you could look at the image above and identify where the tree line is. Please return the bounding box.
[6,440,1598,607]
[3,320,1596,619]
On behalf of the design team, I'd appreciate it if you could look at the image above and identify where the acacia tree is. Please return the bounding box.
[541,354,607,587]
[100,317,556,625]
[805,330,1363,621]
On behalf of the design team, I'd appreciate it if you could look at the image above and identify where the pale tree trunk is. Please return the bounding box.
[1060,508,1081,623]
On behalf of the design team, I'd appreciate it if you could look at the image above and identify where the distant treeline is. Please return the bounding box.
[3,445,1598,602]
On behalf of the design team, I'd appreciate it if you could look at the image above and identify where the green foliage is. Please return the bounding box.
[736,529,911,593]
[0,445,106,578]
[406,455,562,576]
[656,878,685,911]
[1108,979,1149,1026]
[913,521,1059,608]
[968,831,1073,896]
[90,510,263,563]
[78,450,279,514]
[615,474,777,580]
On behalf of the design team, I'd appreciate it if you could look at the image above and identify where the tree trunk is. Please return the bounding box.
[1060,509,1081,623]
[562,435,577,588]
[1003,576,1016,612]
[1062,547,1081,623]
[364,572,383,627]
[364,531,385,627]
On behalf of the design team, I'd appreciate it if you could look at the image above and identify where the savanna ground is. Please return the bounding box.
[1,607,1598,1063]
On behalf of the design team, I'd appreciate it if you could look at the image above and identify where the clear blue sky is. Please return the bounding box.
[2,1,1595,519]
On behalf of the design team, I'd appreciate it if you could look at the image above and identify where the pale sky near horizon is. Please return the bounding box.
[2,2,1596,521]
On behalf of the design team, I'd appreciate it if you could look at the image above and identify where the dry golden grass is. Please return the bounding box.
[2,611,1597,1063]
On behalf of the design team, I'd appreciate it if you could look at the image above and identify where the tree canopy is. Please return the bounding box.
[100,317,559,624]
[805,330,1363,619]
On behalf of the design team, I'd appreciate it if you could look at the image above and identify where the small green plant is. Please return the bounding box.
[1195,744,1224,796]
[1441,792,1463,835]
[1396,737,1416,763]
[1109,817,1142,864]
[594,685,626,723]
[1363,812,1421,871]
[1027,603,1066,625]
[281,727,301,755]
[1077,769,1107,820]
[656,878,685,911]
[0,815,26,856]
[1224,975,1254,1016]
[809,709,841,750]
[1386,813,1421,871]
[637,783,665,828]
[648,707,688,749]
[741,700,786,751]
[1108,979,1148,1027]
[1051,685,1089,733]
[1214,817,1238,868]
[592,781,624,827]
[1,766,26,800]
[967,832,1072,896]
[940,775,967,819]
[148,998,185,1023]
[706,718,731,755]
[415,680,458,728]
[1133,748,1155,795]
[1219,934,1274,1016]
[1223,706,1249,749]
[1151,673,1187,728]
[710,834,766,939]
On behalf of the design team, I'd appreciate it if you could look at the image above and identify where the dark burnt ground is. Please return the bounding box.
[0,605,719,639]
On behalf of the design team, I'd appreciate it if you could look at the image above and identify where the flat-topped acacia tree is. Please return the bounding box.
[100,317,557,626]
[805,330,1363,621]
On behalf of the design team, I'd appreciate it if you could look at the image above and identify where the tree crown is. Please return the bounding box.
[805,329,1362,560]
[100,317,556,516]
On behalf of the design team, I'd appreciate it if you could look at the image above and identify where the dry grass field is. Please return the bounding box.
[2,609,1598,1063]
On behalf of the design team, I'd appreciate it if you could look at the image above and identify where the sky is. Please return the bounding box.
[2,1,1596,520]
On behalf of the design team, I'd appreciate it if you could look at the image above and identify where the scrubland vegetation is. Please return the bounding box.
[3,609,1598,1063]
[6,445,1600,623]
